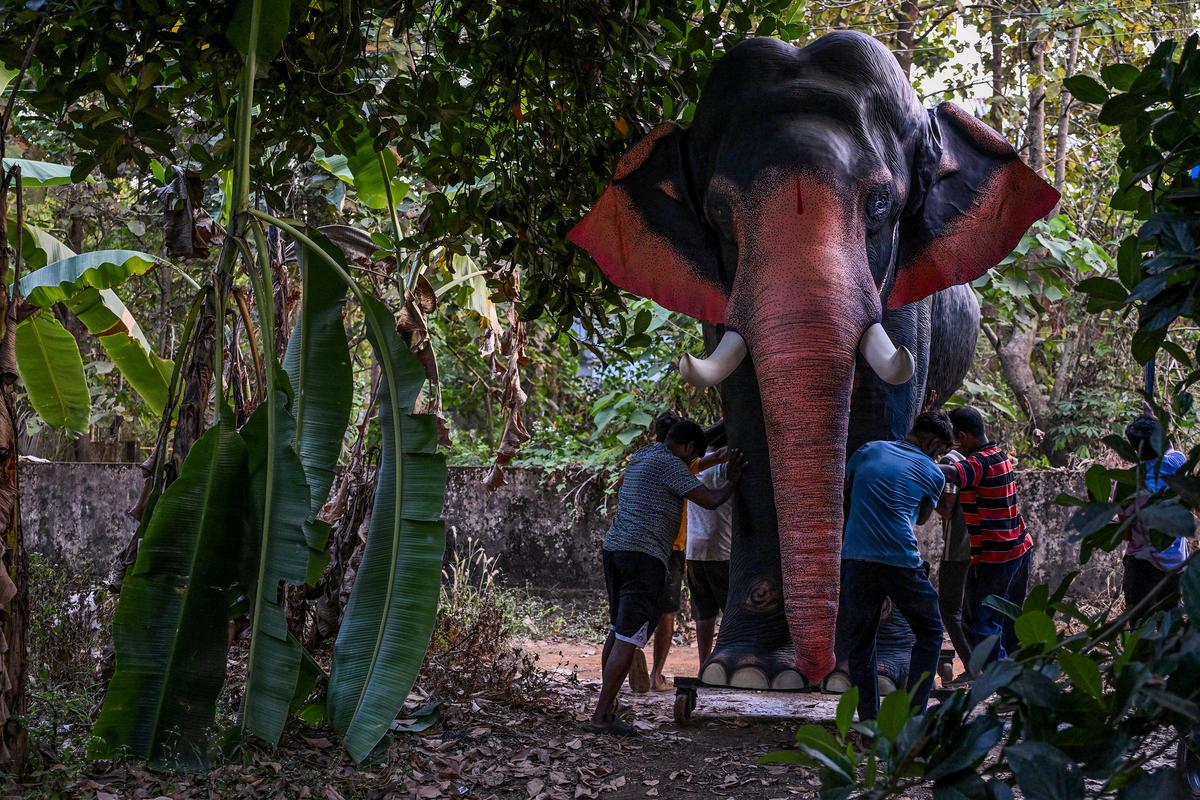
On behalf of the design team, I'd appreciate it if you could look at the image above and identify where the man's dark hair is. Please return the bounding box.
[948,406,987,438]
[665,419,707,454]
[1125,413,1163,459]
[910,410,954,445]
[654,412,681,443]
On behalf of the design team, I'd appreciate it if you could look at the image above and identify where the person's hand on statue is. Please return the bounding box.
[727,448,747,483]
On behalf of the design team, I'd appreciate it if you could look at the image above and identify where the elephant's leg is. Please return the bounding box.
[925,284,981,409]
[699,330,803,690]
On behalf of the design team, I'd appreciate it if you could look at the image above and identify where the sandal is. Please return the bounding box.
[584,717,638,737]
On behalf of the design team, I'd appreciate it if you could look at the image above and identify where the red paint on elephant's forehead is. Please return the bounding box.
[567,185,728,325]
[723,173,881,336]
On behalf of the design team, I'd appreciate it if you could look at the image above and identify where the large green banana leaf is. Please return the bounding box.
[14,310,90,431]
[19,249,158,306]
[65,288,173,414]
[1,157,75,187]
[283,232,353,517]
[89,414,248,767]
[316,126,408,210]
[227,0,291,62]
[238,383,314,745]
[5,219,75,269]
[21,250,172,414]
[328,291,446,763]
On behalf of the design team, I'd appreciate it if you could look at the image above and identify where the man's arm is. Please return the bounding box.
[685,449,745,510]
[696,446,728,471]
[939,463,960,486]
[917,498,935,525]
[934,486,958,520]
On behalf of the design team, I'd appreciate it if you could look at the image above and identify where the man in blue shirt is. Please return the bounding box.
[588,419,745,735]
[1120,414,1189,623]
[841,411,954,721]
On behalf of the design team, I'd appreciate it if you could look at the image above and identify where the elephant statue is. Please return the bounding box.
[569,31,1058,688]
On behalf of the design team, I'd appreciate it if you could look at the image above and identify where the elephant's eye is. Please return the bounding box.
[707,200,734,236]
[866,186,892,224]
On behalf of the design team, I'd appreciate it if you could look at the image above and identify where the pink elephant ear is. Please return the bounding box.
[568,122,728,325]
[888,103,1060,310]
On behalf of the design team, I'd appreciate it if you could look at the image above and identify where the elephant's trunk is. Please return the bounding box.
[725,175,884,684]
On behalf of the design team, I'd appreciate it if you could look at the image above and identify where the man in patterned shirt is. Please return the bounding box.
[588,420,745,735]
[943,406,1033,667]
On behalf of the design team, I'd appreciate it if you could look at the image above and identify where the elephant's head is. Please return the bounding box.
[569,32,1058,683]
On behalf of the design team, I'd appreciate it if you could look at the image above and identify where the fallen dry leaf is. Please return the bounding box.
[527,778,545,797]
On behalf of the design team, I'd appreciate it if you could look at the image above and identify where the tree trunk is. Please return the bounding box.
[985,316,1072,466]
[1051,26,1082,213]
[989,7,1006,131]
[1024,9,1047,178]
[893,0,920,77]
[0,175,28,774]
[67,206,84,254]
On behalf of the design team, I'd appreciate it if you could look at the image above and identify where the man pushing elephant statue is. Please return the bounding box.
[570,31,1057,691]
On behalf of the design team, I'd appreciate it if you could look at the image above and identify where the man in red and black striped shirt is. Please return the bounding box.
[943,406,1033,668]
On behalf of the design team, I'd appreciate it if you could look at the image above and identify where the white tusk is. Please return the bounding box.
[679,330,748,388]
[859,323,915,385]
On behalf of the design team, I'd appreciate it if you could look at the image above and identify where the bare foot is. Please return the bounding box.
[650,674,672,692]
[628,650,650,693]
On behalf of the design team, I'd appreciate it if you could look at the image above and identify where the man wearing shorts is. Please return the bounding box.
[589,420,744,735]
[686,451,732,667]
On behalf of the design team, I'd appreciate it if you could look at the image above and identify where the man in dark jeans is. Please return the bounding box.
[841,412,954,721]
[589,420,745,735]
[944,406,1033,665]
[937,451,973,682]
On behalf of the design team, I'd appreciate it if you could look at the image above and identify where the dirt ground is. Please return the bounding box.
[9,636,847,800]
[523,637,839,798]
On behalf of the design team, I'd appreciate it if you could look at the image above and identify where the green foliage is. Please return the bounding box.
[89,413,248,767]
[238,386,316,745]
[326,288,446,764]
[14,310,89,432]
[85,0,449,767]
[1074,35,1200,356]
[18,246,173,416]
[0,157,74,187]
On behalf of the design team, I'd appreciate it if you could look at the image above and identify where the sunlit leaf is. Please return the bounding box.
[1,157,76,187]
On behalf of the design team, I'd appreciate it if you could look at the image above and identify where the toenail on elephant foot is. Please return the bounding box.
[823,670,852,694]
[730,666,769,688]
[701,662,728,686]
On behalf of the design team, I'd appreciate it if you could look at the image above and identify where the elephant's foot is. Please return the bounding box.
[699,643,809,691]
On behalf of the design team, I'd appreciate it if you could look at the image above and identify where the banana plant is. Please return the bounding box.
[89,0,446,768]
[3,167,176,429]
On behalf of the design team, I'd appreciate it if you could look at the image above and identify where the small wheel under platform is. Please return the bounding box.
[673,679,699,725]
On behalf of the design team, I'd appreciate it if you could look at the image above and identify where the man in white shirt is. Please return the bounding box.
[685,448,732,666]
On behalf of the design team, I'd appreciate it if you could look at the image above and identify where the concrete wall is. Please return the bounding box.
[20,461,1119,601]
[22,461,142,575]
